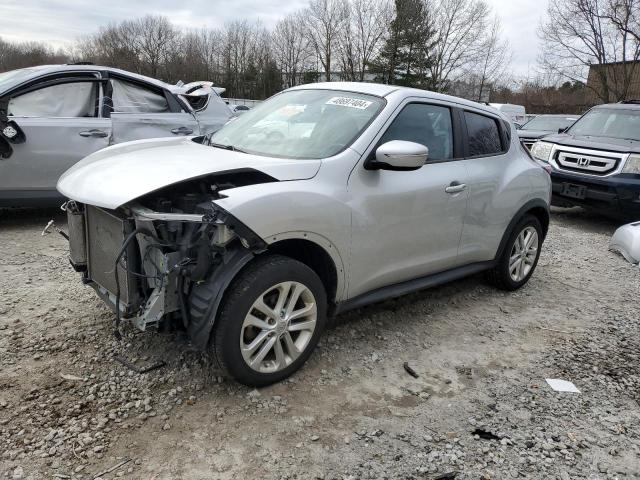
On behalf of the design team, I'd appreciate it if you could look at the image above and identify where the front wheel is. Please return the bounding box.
[487,214,543,291]
[212,255,327,387]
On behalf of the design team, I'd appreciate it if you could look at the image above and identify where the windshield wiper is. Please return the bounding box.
[208,141,247,153]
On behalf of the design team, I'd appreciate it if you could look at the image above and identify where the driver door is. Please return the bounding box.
[0,78,110,198]
[347,101,470,298]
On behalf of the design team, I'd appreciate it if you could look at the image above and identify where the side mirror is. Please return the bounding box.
[367,140,428,171]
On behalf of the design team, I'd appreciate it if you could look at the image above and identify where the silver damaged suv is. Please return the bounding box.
[57,82,551,386]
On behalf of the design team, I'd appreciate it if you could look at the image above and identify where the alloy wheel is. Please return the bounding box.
[508,226,539,282]
[240,281,317,373]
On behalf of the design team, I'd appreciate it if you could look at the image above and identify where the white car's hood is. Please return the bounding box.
[57,136,321,209]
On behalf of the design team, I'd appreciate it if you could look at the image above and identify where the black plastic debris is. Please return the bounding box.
[403,361,419,378]
[115,355,166,374]
[472,428,501,441]
[433,472,458,479]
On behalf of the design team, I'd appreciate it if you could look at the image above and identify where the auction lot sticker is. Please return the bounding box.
[326,97,373,109]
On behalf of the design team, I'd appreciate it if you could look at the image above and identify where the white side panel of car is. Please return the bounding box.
[110,112,200,144]
[1,117,111,191]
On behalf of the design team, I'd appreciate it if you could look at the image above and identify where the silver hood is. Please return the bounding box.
[57,136,321,209]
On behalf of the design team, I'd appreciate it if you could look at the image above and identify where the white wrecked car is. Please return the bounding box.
[0,65,232,206]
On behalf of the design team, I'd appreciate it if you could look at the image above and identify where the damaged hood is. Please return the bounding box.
[57,136,321,209]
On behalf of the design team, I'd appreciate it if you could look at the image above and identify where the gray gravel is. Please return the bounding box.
[0,206,639,479]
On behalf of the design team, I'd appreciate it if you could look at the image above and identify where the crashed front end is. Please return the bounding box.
[65,180,266,346]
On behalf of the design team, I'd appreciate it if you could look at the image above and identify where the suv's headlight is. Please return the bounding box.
[622,154,640,174]
[530,141,553,162]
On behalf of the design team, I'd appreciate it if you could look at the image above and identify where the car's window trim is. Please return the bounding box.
[6,76,105,120]
[363,98,466,167]
[460,108,510,159]
[105,73,182,115]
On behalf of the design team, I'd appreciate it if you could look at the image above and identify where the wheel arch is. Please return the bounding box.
[265,232,346,305]
[494,199,550,262]
[187,233,345,351]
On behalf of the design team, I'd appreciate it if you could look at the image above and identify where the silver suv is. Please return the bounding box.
[58,82,551,386]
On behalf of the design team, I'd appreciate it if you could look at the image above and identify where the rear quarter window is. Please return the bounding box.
[464,111,504,157]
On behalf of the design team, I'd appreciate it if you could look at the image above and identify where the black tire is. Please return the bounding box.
[487,214,543,291]
[212,254,327,387]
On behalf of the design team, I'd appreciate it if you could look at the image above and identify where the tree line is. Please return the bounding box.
[1,0,638,110]
[0,0,510,102]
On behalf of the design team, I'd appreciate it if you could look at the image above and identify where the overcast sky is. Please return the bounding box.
[0,0,547,78]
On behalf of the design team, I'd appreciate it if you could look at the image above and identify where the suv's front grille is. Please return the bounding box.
[552,147,623,176]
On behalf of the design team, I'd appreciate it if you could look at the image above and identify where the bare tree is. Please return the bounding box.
[338,0,391,81]
[0,37,67,71]
[539,0,640,102]
[75,16,181,79]
[465,16,512,101]
[305,0,349,81]
[428,0,490,92]
[272,12,312,88]
[129,15,181,78]
[606,0,640,42]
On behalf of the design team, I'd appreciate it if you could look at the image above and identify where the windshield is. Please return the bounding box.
[567,108,640,141]
[209,89,385,159]
[0,67,42,92]
[521,115,577,131]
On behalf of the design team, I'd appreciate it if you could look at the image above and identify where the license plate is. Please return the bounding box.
[561,183,587,200]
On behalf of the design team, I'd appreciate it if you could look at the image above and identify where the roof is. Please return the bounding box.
[287,81,500,115]
[288,81,400,97]
[0,64,179,95]
[534,114,580,118]
[593,102,640,110]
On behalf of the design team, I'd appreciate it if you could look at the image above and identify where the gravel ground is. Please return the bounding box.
[0,206,638,480]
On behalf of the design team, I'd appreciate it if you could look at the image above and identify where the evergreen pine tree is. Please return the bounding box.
[370,0,437,88]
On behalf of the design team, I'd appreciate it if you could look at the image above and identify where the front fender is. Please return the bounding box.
[265,230,347,302]
[214,180,352,300]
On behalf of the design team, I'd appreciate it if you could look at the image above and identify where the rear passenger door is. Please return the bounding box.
[107,77,199,144]
[457,109,526,263]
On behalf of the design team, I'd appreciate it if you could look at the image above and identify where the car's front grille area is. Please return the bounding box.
[85,205,139,308]
[554,149,620,176]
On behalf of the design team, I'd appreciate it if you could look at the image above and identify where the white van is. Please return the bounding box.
[489,103,527,126]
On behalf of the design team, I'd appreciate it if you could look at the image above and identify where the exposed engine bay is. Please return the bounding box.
[65,173,275,347]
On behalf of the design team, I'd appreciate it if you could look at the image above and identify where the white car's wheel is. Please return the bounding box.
[212,255,327,386]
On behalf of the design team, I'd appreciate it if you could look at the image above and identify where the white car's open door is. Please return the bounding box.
[110,112,200,144]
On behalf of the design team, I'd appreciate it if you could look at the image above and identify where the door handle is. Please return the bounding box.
[79,129,108,138]
[171,126,194,135]
[445,182,467,194]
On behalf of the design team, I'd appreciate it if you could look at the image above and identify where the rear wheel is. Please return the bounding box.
[212,255,327,387]
[487,215,542,291]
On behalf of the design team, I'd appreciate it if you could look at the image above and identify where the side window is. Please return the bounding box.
[109,78,169,114]
[379,103,454,161]
[464,111,503,157]
[8,82,99,118]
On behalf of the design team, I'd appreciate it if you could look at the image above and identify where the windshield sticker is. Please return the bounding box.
[276,105,306,118]
[326,97,373,109]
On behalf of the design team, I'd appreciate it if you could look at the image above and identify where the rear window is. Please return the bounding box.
[109,78,169,114]
[464,111,503,157]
